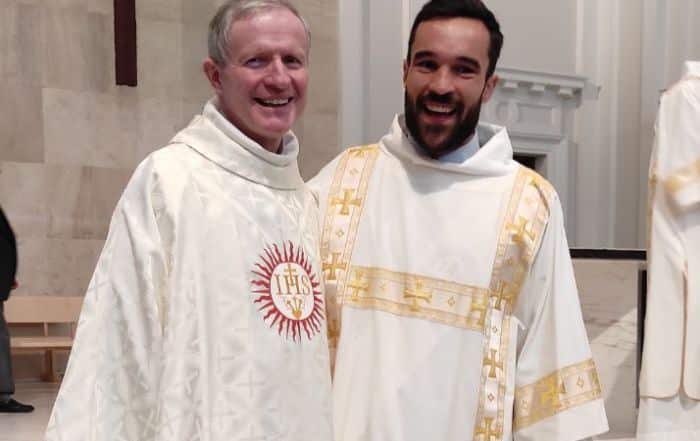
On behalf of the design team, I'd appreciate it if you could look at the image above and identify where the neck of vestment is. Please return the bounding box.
[682,60,700,78]
[170,98,303,190]
[380,115,519,177]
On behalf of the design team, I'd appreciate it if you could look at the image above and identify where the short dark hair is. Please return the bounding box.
[406,0,503,78]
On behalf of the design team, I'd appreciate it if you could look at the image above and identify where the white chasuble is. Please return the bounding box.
[308,116,608,441]
[638,61,700,441]
[45,100,333,441]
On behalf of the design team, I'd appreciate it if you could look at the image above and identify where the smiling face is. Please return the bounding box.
[203,7,309,152]
[403,17,498,158]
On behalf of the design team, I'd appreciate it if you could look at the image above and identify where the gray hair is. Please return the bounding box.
[208,0,311,66]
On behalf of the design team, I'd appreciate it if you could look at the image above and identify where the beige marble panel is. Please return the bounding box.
[0,162,48,238]
[181,0,223,26]
[42,87,91,166]
[306,20,338,114]
[41,7,113,93]
[0,2,43,85]
[0,2,19,80]
[182,23,214,102]
[0,80,44,163]
[88,90,140,168]
[574,258,641,439]
[87,0,112,15]
[135,96,185,162]
[46,238,104,296]
[14,237,104,296]
[43,88,143,168]
[137,18,184,99]
[181,99,207,128]
[137,0,182,22]
[297,0,324,18]
[46,165,131,240]
[296,111,339,180]
[12,237,50,296]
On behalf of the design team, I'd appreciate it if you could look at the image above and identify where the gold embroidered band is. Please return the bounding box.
[665,158,700,194]
[473,167,554,441]
[514,359,603,430]
[343,266,489,332]
[320,145,379,363]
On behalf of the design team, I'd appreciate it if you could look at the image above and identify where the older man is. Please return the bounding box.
[310,1,608,440]
[45,1,332,440]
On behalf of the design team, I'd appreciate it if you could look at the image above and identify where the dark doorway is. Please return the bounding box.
[514,154,538,171]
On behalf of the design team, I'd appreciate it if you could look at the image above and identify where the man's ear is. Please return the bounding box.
[403,59,409,85]
[481,74,499,103]
[203,58,223,94]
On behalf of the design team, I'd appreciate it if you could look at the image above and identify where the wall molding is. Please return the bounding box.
[483,67,598,242]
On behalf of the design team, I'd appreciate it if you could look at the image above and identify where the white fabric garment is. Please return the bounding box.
[638,61,700,440]
[45,100,333,441]
[308,116,608,441]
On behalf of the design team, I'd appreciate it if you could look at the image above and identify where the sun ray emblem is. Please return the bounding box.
[252,242,324,342]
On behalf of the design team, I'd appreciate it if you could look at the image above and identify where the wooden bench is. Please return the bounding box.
[4,296,83,382]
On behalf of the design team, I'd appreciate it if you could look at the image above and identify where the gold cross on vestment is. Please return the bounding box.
[403,279,432,311]
[492,281,515,311]
[323,252,347,281]
[331,189,362,216]
[347,270,369,300]
[484,349,504,379]
[507,216,536,247]
[475,417,502,441]
[470,296,489,328]
[540,378,565,408]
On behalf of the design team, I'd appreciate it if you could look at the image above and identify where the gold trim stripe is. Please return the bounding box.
[320,145,380,364]
[343,266,490,331]
[665,158,700,194]
[514,359,603,430]
[474,167,554,441]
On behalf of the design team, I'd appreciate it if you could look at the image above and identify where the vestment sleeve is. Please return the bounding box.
[512,195,608,441]
[45,157,167,441]
[659,80,700,210]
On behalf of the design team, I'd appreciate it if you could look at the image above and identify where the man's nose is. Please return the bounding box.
[264,58,292,89]
[428,67,454,95]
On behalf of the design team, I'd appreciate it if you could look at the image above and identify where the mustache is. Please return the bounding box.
[417,92,462,110]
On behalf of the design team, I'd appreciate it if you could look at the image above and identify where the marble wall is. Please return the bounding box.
[0,0,339,302]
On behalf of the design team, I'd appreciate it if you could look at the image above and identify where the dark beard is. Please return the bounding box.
[404,91,482,158]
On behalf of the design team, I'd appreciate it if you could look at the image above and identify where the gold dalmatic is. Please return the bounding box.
[319,145,379,366]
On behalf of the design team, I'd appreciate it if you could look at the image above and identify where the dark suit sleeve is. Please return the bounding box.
[0,208,17,300]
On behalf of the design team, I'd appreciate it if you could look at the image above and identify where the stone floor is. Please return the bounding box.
[0,381,58,441]
[575,259,642,440]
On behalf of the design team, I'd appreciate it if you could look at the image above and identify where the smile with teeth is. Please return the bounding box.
[256,98,293,107]
[423,102,456,115]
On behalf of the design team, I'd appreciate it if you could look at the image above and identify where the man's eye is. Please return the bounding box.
[245,58,266,67]
[454,65,475,75]
[415,60,437,71]
[283,56,304,68]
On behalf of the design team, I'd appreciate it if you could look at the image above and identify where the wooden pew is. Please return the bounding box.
[4,296,83,382]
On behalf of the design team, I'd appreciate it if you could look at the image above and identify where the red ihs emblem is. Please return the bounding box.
[252,242,324,341]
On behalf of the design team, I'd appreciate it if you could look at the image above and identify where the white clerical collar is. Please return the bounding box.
[384,114,518,176]
[169,98,303,190]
